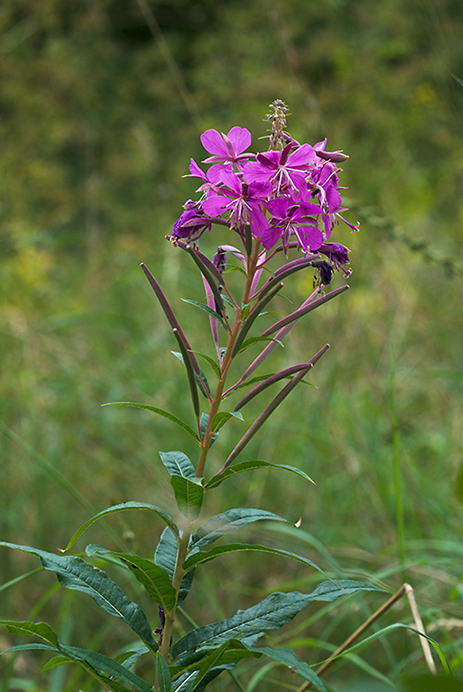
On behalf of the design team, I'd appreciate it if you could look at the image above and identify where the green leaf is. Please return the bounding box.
[113,553,176,611]
[41,656,73,671]
[191,350,221,378]
[170,476,204,521]
[63,501,179,552]
[160,451,196,480]
[0,542,157,649]
[182,543,325,576]
[200,413,218,446]
[210,411,244,433]
[189,638,260,689]
[172,351,211,399]
[0,620,58,645]
[235,336,283,354]
[205,460,315,489]
[155,528,195,605]
[102,402,199,441]
[57,643,151,692]
[1,643,59,655]
[192,508,291,548]
[156,651,172,692]
[182,299,228,330]
[247,645,326,692]
[173,580,382,658]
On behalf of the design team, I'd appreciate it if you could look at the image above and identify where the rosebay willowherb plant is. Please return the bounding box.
[0,101,381,691]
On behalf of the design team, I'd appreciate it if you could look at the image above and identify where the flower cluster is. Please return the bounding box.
[172,102,358,275]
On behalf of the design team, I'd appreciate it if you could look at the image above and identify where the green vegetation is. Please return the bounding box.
[1,1,463,690]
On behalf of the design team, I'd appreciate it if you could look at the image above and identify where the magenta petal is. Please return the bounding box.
[188,158,206,179]
[296,225,324,252]
[200,129,228,156]
[227,126,252,154]
[201,193,229,216]
[287,143,317,167]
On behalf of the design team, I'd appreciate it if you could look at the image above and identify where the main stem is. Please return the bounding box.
[160,239,261,661]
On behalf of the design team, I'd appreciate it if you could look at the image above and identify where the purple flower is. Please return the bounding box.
[172,201,212,241]
[201,126,254,166]
[261,195,324,252]
[319,242,352,275]
[243,142,317,193]
[202,169,272,235]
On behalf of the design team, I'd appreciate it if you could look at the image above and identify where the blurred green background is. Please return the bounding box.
[1,0,463,690]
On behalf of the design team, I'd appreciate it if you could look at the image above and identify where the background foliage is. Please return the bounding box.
[1,0,463,689]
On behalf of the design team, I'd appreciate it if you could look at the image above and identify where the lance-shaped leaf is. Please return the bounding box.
[191,508,291,548]
[234,360,319,411]
[205,460,315,490]
[172,351,211,399]
[261,284,350,338]
[172,580,383,659]
[171,240,232,313]
[0,542,157,649]
[0,620,58,646]
[141,263,206,410]
[102,402,199,442]
[57,643,152,692]
[182,299,227,331]
[155,527,196,604]
[221,344,330,470]
[182,543,325,576]
[210,411,244,433]
[110,552,176,611]
[63,501,179,552]
[231,282,284,357]
[156,650,172,692]
[246,645,326,692]
[173,328,201,416]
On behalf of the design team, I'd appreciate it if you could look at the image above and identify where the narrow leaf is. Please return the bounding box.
[172,328,201,416]
[171,240,230,313]
[205,460,315,489]
[192,508,291,548]
[63,501,179,552]
[235,336,283,355]
[0,620,58,646]
[191,350,221,378]
[173,581,382,659]
[172,351,211,399]
[141,263,206,402]
[115,553,176,611]
[155,527,196,604]
[0,542,157,649]
[232,282,284,357]
[182,543,325,576]
[102,402,198,441]
[210,411,244,433]
[156,651,172,692]
[248,645,326,692]
[57,643,151,692]
[182,299,227,330]
[221,344,329,470]
[200,413,218,446]
[160,451,196,480]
